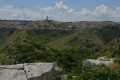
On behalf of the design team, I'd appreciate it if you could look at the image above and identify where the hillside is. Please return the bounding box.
[0,20,120,76]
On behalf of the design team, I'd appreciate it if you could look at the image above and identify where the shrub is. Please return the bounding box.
[108,63,120,69]
[114,58,120,64]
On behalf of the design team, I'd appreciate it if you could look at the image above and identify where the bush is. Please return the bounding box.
[114,58,120,64]
[108,63,120,69]
[78,65,120,80]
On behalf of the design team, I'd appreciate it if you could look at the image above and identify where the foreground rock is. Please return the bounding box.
[0,62,61,80]
[83,57,113,68]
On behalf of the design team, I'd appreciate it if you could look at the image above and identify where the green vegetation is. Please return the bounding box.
[67,64,120,80]
[0,25,120,79]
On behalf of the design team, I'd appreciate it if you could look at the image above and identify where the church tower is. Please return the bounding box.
[46,15,48,20]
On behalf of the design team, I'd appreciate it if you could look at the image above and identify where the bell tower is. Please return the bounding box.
[46,15,48,20]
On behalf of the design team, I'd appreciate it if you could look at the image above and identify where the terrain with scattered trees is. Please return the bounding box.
[0,20,120,80]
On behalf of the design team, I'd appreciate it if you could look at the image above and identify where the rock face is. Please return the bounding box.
[0,62,61,80]
[83,57,113,68]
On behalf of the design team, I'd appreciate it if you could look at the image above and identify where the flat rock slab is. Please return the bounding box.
[83,57,113,68]
[0,69,27,80]
[0,63,61,80]
[24,63,60,80]
[0,64,24,70]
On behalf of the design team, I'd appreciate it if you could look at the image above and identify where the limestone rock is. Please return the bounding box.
[0,64,24,70]
[61,75,68,80]
[83,57,113,68]
[24,63,61,80]
[0,69,27,80]
[0,62,61,80]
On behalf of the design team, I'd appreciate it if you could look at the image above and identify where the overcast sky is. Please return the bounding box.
[0,0,120,22]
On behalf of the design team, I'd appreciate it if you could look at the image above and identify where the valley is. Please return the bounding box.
[0,20,120,79]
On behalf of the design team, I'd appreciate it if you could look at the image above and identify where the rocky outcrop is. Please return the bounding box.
[0,62,61,80]
[83,57,113,68]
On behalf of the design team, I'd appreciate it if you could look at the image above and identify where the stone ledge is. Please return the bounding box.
[83,57,113,68]
[0,62,61,80]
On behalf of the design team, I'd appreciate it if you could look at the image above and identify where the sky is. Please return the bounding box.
[0,0,120,22]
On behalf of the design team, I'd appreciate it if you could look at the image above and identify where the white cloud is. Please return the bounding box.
[55,1,68,10]
[0,2,120,22]
[110,7,120,20]
[75,4,120,21]
[67,8,74,13]
[95,4,108,13]
[76,8,92,15]
[40,6,54,12]
[0,5,42,20]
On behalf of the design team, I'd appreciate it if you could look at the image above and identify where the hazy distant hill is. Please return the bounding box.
[0,20,120,50]
[0,20,120,30]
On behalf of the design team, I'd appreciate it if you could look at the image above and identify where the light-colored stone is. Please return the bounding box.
[0,69,27,80]
[0,62,61,80]
[72,76,76,79]
[24,63,61,80]
[98,57,110,61]
[83,57,113,68]
[61,75,68,80]
[0,64,24,70]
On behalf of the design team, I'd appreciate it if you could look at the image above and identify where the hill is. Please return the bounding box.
[0,20,120,75]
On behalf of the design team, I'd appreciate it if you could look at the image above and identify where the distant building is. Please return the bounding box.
[45,15,48,20]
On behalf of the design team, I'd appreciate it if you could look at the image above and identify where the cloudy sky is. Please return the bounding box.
[0,0,120,22]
